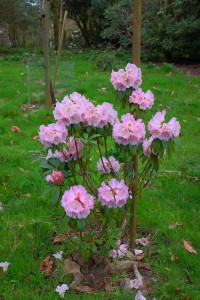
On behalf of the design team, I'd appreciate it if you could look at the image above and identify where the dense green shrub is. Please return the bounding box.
[102,0,200,62]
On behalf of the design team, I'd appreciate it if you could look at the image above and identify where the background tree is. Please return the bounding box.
[63,0,115,47]
[0,0,40,48]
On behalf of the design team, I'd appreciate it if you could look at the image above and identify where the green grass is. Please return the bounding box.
[0,50,200,299]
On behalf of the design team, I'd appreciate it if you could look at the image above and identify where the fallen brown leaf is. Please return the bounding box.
[138,262,151,270]
[19,168,28,173]
[40,256,53,276]
[44,116,52,120]
[31,135,39,140]
[72,285,96,293]
[53,232,70,243]
[98,87,107,92]
[183,240,198,254]
[169,222,183,229]
[11,126,21,133]
[180,293,192,300]
[134,253,146,261]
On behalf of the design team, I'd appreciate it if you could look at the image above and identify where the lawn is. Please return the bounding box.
[0,50,200,299]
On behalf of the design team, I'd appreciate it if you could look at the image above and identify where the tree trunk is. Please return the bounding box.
[132,0,142,66]
[8,24,17,48]
[51,0,60,50]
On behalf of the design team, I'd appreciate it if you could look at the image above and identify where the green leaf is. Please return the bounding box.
[92,243,97,254]
[152,139,161,153]
[51,188,60,204]
[173,137,181,147]
[76,219,85,231]
[90,134,102,139]
[95,239,103,245]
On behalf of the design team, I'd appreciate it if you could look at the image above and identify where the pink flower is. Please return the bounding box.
[111,64,142,91]
[113,113,146,146]
[55,148,71,162]
[129,88,154,110]
[54,92,90,126]
[97,102,118,127]
[118,243,128,258]
[55,284,69,298]
[148,111,180,141]
[125,63,142,89]
[109,249,118,258]
[109,240,128,259]
[142,136,154,157]
[61,185,94,219]
[54,137,84,162]
[0,262,10,272]
[46,171,64,185]
[97,156,120,174]
[83,102,100,127]
[67,136,84,160]
[98,179,129,208]
[39,123,68,147]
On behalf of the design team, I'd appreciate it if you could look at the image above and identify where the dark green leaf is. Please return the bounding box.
[51,188,60,204]
[76,219,85,231]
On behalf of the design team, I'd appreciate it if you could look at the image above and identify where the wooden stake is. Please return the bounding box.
[44,0,52,109]
[58,0,63,45]
[53,10,67,89]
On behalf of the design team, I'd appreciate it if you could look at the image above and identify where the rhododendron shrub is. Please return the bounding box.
[37,63,180,260]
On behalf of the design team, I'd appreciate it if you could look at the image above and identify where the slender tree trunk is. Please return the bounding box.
[8,24,17,48]
[129,0,142,249]
[132,0,142,66]
[51,0,60,50]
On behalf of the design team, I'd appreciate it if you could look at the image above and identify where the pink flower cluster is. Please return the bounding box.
[54,92,117,128]
[110,63,142,91]
[39,123,68,147]
[61,185,94,219]
[113,113,146,146]
[97,156,120,174]
[129,88,154,110]
[109,240,128,259]
[46,171,64,185]
[98,179,129,208]
[55,136,84,162]
[148,111,180,141]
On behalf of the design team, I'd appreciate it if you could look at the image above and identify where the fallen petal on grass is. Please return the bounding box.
[10,126,21,133]
[135,290,147,300]
[183,240,198,254]
[53,251,64,260]
[0,262,10,272]
[169,222,183,229]
[55,284,69,298]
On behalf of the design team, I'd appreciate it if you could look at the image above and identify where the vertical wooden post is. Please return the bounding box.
[53,10,67,89]
[59,0,63,44]
[44,0,52,109]
[129,0,142,249]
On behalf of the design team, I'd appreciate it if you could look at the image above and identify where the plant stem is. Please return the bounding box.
[129,153,138,249]
[96,137,107,172]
